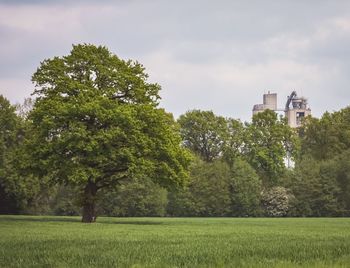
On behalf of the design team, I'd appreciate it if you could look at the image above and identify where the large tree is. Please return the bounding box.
[28,44,191,222]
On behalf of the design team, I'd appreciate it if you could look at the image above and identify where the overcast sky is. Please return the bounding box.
[1,0,350,121]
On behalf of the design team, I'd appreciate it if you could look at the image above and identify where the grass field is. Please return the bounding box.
[0,216,349,267]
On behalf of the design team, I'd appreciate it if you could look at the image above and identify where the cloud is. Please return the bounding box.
[144,50,327,119]
[0,0,350,121]
[0,78,32,104]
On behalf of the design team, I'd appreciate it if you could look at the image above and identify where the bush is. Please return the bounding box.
[262,186,294,217]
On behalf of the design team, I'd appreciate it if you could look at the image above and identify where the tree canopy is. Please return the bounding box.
[178,110,243,163]
[28,44,191,222]
[178,110,229,162]
[243,110,298,186]
[299,107,350,160]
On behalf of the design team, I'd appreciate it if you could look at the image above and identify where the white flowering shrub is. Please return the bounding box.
[262,187,294,217]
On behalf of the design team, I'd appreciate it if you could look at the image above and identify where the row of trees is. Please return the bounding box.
[170,108,350,217]
[1,44,350,220]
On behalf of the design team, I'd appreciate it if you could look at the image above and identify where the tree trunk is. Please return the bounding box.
[81,181,98,223]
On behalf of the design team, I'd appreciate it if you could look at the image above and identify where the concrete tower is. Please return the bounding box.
[252,91,277,115]
[252,90,311,128]
[284,91,311,128]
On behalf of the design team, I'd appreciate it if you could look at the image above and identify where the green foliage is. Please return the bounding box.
[178,110,231,162]
[0,95,18,185]
[189,159,231,216]
[288,158,342,217]
[333,150,350,215]
[223,118,245,165]
[300,107,350,160]
[166,187,194,216]
[294,108,350,216]
[0,95,35,213]
[0,185,21,214]
[167,158,232,217]
[27,44,191,222]
[0,95,19,152]
[99,178,168,217]
[51,185,81,216]
[230,159,262,216]
[243,110,298,186]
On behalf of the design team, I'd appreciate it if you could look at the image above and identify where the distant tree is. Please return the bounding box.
[0,95,19,172]
[166,187,194,217]
[178,110,230,162]
[243,110,298,186]
[229,159,262,216]
[167,157,231,217]
[288,158,341,217]
[188,158,231,216]
[27,44,191,222]
[0,95,30,213]
[291,108,350,216]
[333,150,350,215]
[300,107,350,160]
[0,95,19,213]
[223,118,244,166]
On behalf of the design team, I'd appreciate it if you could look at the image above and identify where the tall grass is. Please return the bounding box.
[0,216,349,267]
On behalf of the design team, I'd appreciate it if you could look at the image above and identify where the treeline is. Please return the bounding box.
[1,96,350,217]
[1,44,350,218]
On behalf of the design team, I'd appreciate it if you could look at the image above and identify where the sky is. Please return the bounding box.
[1,0,350,121]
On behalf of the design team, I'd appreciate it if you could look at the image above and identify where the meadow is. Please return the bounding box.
[0,216,349,267]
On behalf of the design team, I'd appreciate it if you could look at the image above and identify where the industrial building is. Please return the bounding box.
[252,91,311,128]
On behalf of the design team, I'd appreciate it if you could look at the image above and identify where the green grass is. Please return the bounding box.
[0,216,349,267]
